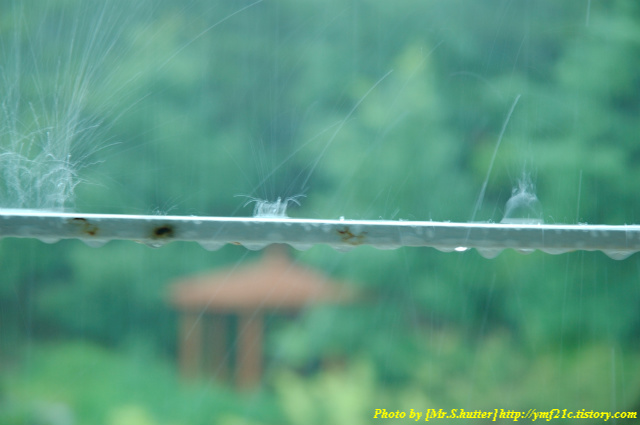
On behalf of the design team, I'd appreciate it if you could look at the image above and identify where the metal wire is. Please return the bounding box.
[0,209,638,259]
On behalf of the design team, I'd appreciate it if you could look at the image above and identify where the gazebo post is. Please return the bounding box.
[208,314,229,381]
[236,311,263,389]
[179,311,202,380]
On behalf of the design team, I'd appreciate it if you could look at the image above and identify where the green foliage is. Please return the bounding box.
[267,334,640,424]
[2,342,283,425]
[8,339,632,425]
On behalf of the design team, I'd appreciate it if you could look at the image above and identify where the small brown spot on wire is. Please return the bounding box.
[152,224,174,239]
[69,217,99,236]
[337,226,367,245]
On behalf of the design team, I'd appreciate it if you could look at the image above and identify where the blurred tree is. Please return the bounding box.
[0,0,639,414]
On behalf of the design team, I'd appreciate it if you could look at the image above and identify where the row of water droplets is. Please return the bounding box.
[4,204,635,260]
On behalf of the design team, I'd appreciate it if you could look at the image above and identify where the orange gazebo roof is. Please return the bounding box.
[169,246,352,312]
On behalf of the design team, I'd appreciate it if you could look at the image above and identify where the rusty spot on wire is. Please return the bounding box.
[69,217,99,236]
[337,227,367,245]
[152,224,174,239]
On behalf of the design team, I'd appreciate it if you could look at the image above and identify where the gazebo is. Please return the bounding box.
[168,245,352,389]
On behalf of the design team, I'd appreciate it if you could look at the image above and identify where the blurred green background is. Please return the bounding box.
[1,0,640,423]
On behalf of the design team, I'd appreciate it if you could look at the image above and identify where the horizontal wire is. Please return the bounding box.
[0,209,638,259]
